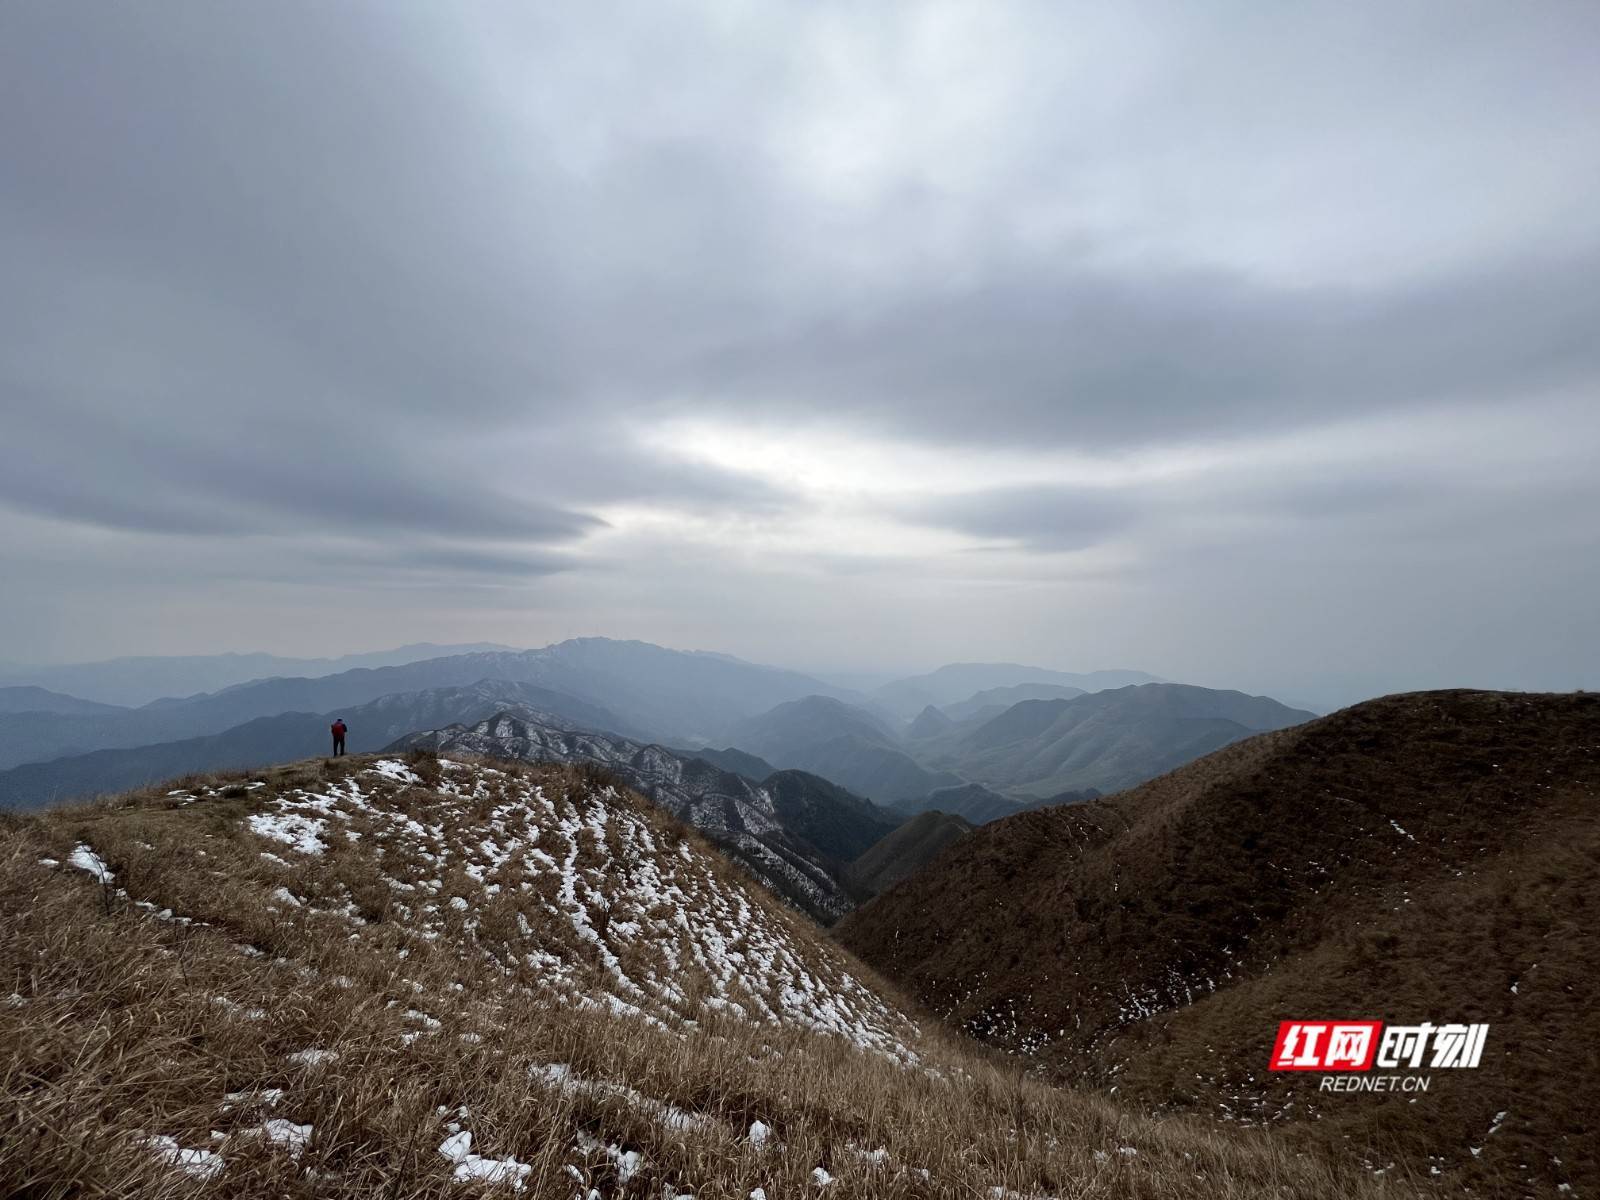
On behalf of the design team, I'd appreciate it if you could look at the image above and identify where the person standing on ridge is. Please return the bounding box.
[330,718,347,757]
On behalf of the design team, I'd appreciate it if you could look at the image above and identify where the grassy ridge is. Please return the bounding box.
[838,690,1600,1194]
[0,754,1400,1198]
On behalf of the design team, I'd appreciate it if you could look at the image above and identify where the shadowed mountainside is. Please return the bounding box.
[844,810,974,900]
[837,690,1600,1194]
[904,781,1100,825]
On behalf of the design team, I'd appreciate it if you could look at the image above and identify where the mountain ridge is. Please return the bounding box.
[0,752,1396,1199]
[392,709,901,922]
[726,695,964,805]
[0,680,639,810]
[0,638,856,771]
[837,689,1600,1194]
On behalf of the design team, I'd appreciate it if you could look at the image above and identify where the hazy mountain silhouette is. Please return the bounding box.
[905,704,956,740]
[940,682,1087,722]
[930,683,1314,796]
[0,638,853,770]
[0,686,126,716]
[872,663,1160,719]
[0,643,518,706]
[727,695,963,805]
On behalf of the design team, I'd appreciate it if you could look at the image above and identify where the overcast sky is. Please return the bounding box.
[3,1,1597,706]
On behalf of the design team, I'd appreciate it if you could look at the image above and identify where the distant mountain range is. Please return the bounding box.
[725,696,963,804]
[938,682,1087,723]
[393,710,901,922]
[716,683,1311,810]
[871,663,1161,719]
[837,690,1600,1194]
[905,781,1099,825]
[0,686,126,716]
[0,640,1313,838]
[0,638,855,771]
[919,683,1314,797]
[0,643,518,706]
[0,681,635,810]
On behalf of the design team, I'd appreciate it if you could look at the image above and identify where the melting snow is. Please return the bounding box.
[247,810,328,856]
[67,844,113,883]
[439,1130,531,1190]
[143,1134,224,1179]
[244,760,918,1061]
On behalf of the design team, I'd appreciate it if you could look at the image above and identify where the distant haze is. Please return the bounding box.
[3,2,1597,711]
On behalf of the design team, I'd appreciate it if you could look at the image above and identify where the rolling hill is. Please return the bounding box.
[905,704,956,740]
[844,810,973,900]
[906,781,1100,825]
[0,754,1393,1199]
[932,683,1315,797]
[873,664,1160,719]
[393,711,901,922]
[837,689,1600,1194]
[940,682,1087,722]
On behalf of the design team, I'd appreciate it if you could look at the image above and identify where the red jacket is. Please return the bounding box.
[331,721,347,737]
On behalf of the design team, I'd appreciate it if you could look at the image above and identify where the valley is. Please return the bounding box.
[3,643,1593,1195]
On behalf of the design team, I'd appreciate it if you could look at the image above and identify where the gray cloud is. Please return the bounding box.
[686,250,1600,449]
[903,485,1139,551]
[1,0,1597,702]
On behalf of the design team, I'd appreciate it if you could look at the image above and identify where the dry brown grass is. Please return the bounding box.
[839,690,1600,1196]
[0,755,1406,1198]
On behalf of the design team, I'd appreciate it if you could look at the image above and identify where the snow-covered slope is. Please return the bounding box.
[246,756,909,1047]
[395,712,887,921]
[1,753,1399,1199]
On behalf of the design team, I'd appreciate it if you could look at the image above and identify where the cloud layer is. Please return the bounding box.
[3,0,1597,705]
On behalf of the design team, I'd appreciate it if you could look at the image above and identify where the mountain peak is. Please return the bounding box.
[906,704,955,740]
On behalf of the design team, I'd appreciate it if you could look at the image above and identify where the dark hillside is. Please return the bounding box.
[672,745,778,780]
[837,690,1600,1194]
[844,810,973,899]
[763,769,901,864]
